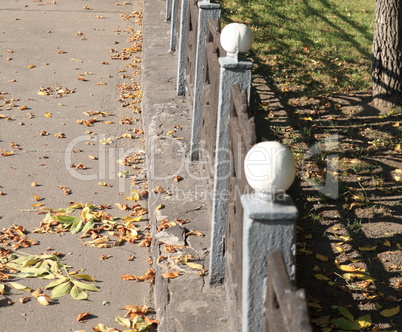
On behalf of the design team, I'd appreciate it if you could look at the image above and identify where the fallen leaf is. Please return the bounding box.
[76,312,92,322]
[19,297,31,304]
[186,230,204,237]
[316,253,329,262]
[161,271,181,279]
[138,237,152,247]
[315,274,330,281]
[122,216,142,223]
[44,112,52,118]
[185,262,203,270]
[380,306,400,317]
[121,268,155,283]
[116,203,129,210]
[358,245,377,251]
[27,65,36,69]
[34,195,42,201]
[383,239,392,247]
[37,295,51,306]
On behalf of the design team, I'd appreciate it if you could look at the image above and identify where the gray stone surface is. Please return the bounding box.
[154,225,186,246]
[0,1,152,331]
[142,0,229,331]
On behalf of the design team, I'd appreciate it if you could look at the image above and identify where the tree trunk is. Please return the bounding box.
[372,0,402,110]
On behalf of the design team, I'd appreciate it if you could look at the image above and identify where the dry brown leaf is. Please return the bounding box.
[161,271,181,279]
[121,268,155,283]
[37,295,51,306]
[186,230,204,237]
[138,237,152,247]
[19,297,31,304]
[76,312,92,322]
[173,175,183,182]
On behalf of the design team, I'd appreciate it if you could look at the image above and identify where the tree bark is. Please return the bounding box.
[372,0,402,110]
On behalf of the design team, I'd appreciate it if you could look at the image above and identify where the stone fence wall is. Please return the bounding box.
[166,1,312,331]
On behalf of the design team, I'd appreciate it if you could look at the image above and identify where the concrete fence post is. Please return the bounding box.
[190,1,220,160]
[169,0,179,52]
[208,56,252,285]
[166,0,172,22]
[176,0,189,95]
[241,194,298,332]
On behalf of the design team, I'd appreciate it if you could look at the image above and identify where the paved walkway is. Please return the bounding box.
[0,1,152,331]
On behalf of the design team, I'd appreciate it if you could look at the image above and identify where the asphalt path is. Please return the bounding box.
[0,1,154,331]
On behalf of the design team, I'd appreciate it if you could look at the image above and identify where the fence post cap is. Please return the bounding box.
[220,23,253,58]
[244,141,295,197]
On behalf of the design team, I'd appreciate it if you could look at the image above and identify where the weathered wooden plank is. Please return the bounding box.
[266,251,312,332]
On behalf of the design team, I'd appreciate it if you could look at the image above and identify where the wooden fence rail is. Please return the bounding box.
[199,18,224,200]
[266,251,312,332]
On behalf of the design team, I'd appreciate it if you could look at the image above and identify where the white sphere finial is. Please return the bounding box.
[244,141,295,196]
[220,23,253,57]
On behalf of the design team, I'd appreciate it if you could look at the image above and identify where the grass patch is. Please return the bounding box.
[218,0,374,95]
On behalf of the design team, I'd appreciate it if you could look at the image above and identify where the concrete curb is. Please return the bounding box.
[141,0,229,331]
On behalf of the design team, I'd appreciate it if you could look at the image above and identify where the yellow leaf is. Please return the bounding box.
[339,265,365,273]
[300,117,313,121]
[44,112,52,118]
[357,314,372,328]
[383,239,391,247]
[307,302,322,309]
[380,306,400,317]
[185,262,203,270]
[315,274,329,281]
[34,195,42,201]
[31,203,44,207]
[343,273,376,282]
[339,235,351,242]
[336,246,344,253]
[27,65,36,69]
[122,216,142,223]
[125,190,139,201]
[115,203,128,210]
[358,245,377,251]
[316,254,329,262]
[392,121,400,127]
[1,151,14,156]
